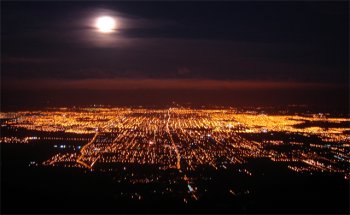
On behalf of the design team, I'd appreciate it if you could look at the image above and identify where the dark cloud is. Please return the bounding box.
[177,67,192,77]
[2,57,58,64]
[1,1,348,86]
[3,78,340,91]
[2,38,346,83]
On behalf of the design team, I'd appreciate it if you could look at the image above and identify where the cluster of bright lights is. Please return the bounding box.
[2,107,349,201]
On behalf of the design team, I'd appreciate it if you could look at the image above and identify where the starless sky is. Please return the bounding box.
[0,1,349,109]
[2,1,348,84]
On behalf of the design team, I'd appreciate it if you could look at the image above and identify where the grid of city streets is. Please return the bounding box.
[1,107,349,204]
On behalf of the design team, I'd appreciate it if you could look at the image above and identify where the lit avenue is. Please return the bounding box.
[1,107,349,202]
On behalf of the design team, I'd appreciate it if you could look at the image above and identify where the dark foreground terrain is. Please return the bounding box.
[1,143,348,214]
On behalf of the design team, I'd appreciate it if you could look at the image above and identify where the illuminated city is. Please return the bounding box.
[1,106,349,212]
[1,1,349,214]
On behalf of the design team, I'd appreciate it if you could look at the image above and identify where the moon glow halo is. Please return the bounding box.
[95,16,116,33]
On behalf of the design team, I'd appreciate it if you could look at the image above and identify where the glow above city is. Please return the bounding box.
[1,1,348,213]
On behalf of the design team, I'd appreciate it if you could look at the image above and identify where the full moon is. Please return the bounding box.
[95,16,116,33]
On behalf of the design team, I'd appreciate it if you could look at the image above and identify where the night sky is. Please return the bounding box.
[1,1,348,109]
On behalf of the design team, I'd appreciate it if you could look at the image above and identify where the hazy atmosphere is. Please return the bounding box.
[2,2,348,109]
